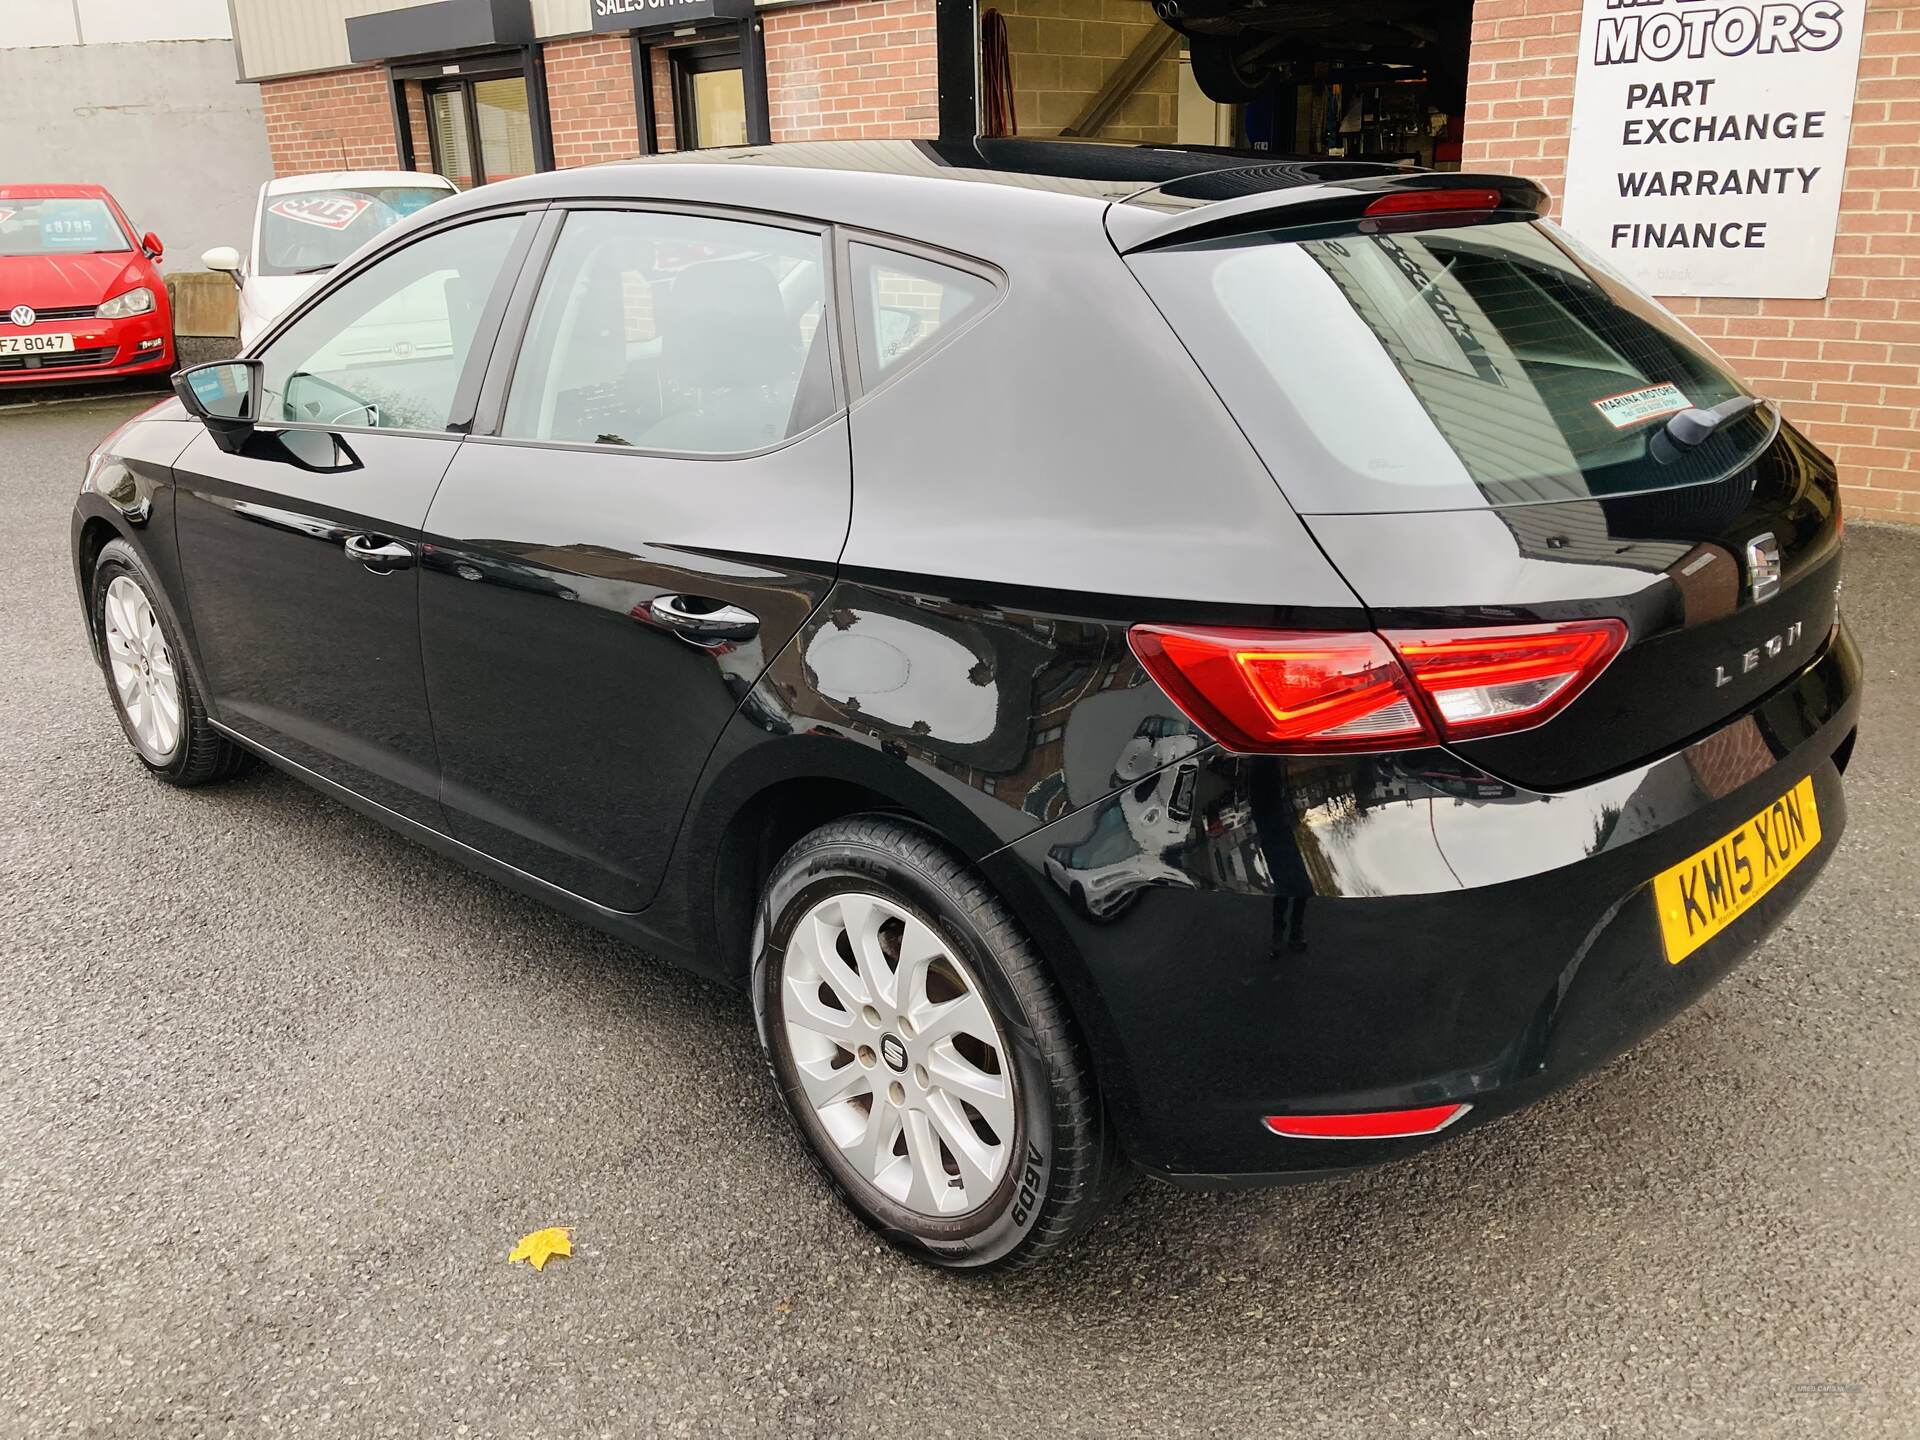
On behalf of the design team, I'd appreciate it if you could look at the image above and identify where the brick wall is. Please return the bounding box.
[403,80,433,174]
[995,0,1178,141]
[260,66,402,175]
[255,4,941,188]
[1464,0,1920,525]
[546,33,641,167]
[764,0,937,141]
[650,46,678,151]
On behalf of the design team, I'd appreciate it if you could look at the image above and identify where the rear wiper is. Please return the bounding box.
[1650,394,1767,464]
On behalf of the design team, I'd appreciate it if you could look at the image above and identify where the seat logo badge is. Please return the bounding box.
[881,1035,908,1071]
[1746,531,1782,603]
[1716,620,1803,688]
[8,305,34,327]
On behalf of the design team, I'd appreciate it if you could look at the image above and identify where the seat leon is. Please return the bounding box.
[72,140,1860,1270]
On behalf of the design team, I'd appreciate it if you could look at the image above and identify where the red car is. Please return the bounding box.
[0,184,174,385]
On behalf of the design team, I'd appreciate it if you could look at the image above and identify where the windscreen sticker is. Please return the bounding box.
[0,209,14,227]
[41,217,108,248]
[268,195,373,231]
[1595,382,1691,429]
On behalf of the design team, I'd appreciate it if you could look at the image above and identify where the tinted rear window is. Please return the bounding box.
[1128,220,1776,513]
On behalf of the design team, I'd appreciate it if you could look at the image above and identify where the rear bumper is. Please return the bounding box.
[991,623,1863,1183]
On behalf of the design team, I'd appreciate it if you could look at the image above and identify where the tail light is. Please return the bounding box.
[1384,621,1628,740]
[1129,619,1626,755]
[1127,627,1425,754]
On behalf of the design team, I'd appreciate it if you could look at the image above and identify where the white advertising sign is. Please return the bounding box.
[1559,0,1869,299]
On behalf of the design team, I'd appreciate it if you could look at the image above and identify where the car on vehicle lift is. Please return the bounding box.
[202,170,458,350]
[73,138,1859,1270]
[1158,0,1472,109]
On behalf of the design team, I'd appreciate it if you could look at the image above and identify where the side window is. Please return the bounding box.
[258,215,521,432]
[849,243,995,388]
[501,209,832,454]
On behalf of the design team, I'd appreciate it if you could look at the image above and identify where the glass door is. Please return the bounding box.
[427,73,537,189]
[672,45,747,150]
[473,77,535,183]
[429,85,477,189]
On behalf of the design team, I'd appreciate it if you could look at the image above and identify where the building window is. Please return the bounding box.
[670,43,748,150]
[427,72,536,188]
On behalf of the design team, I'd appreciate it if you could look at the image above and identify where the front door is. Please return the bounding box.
[418,205,848,909]
[172,212,532,824]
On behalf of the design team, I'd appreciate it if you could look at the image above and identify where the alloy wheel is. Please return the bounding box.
[103,575,183,763]
[781,891,1016,1218]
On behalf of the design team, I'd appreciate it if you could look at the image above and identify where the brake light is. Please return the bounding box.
[1128,626,1428,754]
[1364,188,1504,218]
[1128,619,1626,754]
[1386,620,1627,740]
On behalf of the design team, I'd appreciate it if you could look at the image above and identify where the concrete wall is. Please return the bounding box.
[1,38,271,268]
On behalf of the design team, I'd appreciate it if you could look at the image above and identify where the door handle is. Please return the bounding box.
[648,594,760,644]
[344,534,414,571]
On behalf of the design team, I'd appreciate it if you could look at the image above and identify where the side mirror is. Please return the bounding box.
[172,359,262,453]
[141,232,164,261]
[202,245,243,288]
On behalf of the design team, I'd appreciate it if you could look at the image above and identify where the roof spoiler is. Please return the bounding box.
[1109,172,1552,253]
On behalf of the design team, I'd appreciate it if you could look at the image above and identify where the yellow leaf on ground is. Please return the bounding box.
[509,1226,573,1272]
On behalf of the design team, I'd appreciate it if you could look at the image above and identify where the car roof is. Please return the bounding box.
[264,171,458,195]
[411,137,1426,257]
[0,183,115,200]
[472,137,1406,207]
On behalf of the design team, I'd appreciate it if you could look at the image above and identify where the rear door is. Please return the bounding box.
[172,209,537,823]
[417,205,848,910]
[1127,216,1843,789]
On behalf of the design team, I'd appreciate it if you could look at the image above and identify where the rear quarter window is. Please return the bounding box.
[848,243,998,390]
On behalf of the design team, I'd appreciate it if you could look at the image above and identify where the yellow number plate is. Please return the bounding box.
[1652,775,1821,965]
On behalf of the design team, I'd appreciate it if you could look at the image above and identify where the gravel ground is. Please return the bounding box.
[2,393,1916,1439]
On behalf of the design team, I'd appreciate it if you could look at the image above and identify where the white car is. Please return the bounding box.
[202,170,457,349]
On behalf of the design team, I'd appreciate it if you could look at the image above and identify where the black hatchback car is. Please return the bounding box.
[73,139,1859,1270]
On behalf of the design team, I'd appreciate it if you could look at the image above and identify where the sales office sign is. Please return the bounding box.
[591,0,751,28]
[1560,1,1869,298]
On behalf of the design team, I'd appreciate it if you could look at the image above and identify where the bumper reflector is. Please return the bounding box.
[1264,1103,1472,1140]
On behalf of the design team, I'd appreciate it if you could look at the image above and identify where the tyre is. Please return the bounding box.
[1189,35,1273,105]
[752,816,1124,1270]
[91,539,251,787]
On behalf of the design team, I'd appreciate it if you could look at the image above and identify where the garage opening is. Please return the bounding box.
[979,0,1470,170]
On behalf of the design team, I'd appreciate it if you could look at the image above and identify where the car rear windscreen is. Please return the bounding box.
[1127,220,1777,513]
